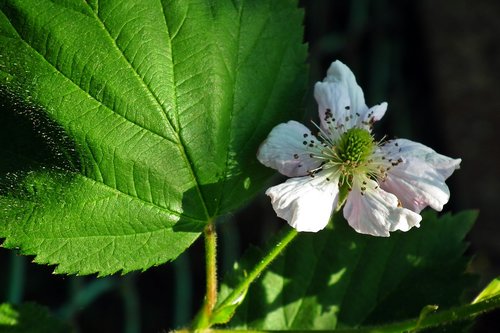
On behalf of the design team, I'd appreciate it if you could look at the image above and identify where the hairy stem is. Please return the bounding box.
[192,219,218,329]
[204,221,218,314]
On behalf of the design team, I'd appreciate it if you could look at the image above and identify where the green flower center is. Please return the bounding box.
[336,128,374,164]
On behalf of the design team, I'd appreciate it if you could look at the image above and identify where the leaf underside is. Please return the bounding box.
[0,0,307,275]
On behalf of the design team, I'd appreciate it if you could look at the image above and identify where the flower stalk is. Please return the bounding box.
[212,227,298,321]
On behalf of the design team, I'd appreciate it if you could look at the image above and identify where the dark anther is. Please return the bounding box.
[303,141,307,145]
[293,153,299,159]
[345,106,350,110]
[303,133,309,138]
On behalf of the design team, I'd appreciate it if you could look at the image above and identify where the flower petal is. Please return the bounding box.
[324,61,367,117]
[357,102,387,130]
[343,179,422,237]
[314,61,387,135]
[257,121,323,177]
[314,80,354,138]
[379,139,461,212]
[265,173,339,232]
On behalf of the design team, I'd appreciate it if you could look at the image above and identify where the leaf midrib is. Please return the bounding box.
[2,2,212,220]
[83,0,211,219]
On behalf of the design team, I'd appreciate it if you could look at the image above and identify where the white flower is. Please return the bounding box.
[257,60,461,236]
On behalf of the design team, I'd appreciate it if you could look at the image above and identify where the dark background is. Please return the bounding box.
[1,0,499,332]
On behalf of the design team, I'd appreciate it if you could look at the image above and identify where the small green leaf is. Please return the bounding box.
[413,305,439,332]
[211,296,246,328]
[0,0,307,275]
[0,303,71,333]
[473,277,500,303]
[224,211,478,330]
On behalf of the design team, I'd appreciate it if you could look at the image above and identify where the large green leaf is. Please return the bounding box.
[224,211,478,330]
[0,0,307,275]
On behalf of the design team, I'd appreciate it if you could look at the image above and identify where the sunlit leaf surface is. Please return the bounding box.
[0,0,307,275]
[224,211,477,329]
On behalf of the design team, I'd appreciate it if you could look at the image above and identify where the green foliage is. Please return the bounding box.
[199,288,500,332]
[473,277,500,303]
[0,0,307,275]
[0,303,70,333]
[222,211,478,330]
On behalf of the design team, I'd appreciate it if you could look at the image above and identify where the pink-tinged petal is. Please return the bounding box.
[257,121,322,177]
[382,167,450,213]
[265,173,339,232]
[379,139,461,212]
[343,179,422,237]
[383,139,461,178]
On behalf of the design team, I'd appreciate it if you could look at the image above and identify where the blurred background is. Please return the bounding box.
[1,0,499,332]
